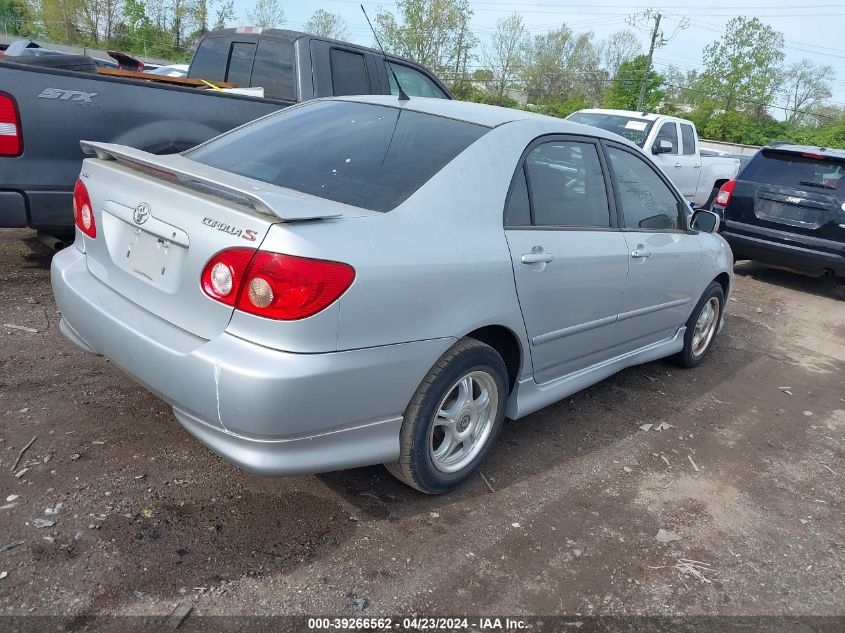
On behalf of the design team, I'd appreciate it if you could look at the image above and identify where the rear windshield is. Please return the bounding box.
[741,150,843,192]
[567,112,654,147]
[187,100,488,211]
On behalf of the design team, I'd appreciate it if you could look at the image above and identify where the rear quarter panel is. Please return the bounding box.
[256,122,534,376]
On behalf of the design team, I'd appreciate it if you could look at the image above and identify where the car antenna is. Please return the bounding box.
[361,3,410,101]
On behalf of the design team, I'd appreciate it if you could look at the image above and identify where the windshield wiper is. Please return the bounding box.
[799,180,836,190]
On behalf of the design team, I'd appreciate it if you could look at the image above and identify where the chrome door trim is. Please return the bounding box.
[617,297,690,322]
[531,314,617,346]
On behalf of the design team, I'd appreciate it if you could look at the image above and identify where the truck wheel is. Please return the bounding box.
[9,54,97,73]
[674,282,724,368]
[385,338,507,494]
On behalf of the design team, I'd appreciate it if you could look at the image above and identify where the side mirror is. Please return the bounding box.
[652,139,673,155]
[691,209,720,233]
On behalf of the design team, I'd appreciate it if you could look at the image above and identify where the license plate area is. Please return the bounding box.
[756,199,824,229]
[101,208,188,293]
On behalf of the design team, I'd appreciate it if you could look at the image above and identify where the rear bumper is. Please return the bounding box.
[0,189,73,232]
[51,246,453,475]
[722,222,845,278]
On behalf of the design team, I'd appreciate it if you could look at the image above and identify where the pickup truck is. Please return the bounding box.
[567,109,740,209]
[0,27,451,235]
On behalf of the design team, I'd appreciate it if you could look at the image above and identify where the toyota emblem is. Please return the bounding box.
[133,203,151,225]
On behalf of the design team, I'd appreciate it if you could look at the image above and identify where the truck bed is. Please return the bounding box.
[0,60,290,232]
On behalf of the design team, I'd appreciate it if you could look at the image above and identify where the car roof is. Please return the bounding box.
[763,143,845,161]
[335,96,631,140]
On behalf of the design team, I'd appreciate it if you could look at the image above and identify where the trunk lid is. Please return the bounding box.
[77,143,345,341]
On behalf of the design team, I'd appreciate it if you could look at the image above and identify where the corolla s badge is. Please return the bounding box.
[133,203,151,225]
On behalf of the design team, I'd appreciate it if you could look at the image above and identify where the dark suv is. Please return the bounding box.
[713,144,845,297]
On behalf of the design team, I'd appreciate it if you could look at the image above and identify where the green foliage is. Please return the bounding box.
[529,96,592,119]
[604,55,664,111]
[0,0,31,35]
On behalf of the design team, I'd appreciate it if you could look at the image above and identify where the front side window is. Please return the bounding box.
[654,122,679,155]
[680,124,696,155]
[386,62,448,99]
[188,100,487,212]
[525,141,611,228]
[607,147,682,231]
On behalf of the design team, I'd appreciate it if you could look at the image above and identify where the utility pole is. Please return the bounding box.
[627,10,688,112]
[636,12,661,112]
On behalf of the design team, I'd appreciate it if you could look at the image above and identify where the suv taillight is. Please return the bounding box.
[714,180,735,207]
[72,179,97,238]
[201,249,355,320]
[0,93,21,156]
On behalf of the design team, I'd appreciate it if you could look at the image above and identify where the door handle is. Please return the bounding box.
[674,163,682,168]
[521,250,554,264]
[631,246,652,259]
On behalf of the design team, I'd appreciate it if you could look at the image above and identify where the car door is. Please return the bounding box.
[651,121,696,202]
[675,122,703,202]
[504,136,630,384]
[603,142,702,354]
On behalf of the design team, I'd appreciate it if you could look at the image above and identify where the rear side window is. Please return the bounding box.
[680,124,695,155]
[189,37,229,82]
[525,141,610,228]
[331,49,370,96]
[387,63,448,99]
[251,39,296,101]
[188,100,488,212]
[741,150,843,192]
[227,42,256,86]
[504,167,531,226]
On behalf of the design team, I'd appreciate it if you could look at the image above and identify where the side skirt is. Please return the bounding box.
[506,326,686,419]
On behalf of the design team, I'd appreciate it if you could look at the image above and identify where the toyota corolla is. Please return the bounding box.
[51,96,733,493]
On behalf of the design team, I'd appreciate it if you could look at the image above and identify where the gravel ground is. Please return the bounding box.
[0,228,843,623]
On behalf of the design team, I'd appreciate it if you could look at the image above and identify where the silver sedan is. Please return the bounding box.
[51,96,733,493]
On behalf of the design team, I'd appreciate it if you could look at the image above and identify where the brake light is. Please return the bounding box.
[0,93,21,156]
[72,179,97,238]
[201,249,355,320]
[714,180,735,207]
[200,248,255,306]
[802,152,826,160]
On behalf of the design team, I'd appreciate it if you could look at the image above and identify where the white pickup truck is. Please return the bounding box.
[568,109,740,209]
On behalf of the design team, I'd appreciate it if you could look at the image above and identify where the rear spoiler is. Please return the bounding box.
[80,141,342,222]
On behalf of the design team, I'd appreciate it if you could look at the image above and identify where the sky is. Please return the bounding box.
[229,0,845,110]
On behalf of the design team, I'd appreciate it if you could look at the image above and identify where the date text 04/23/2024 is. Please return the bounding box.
[307,617,529,630]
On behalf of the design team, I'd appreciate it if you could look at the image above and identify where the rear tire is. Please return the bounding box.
[673,282,724,368]
[385,338,507,494]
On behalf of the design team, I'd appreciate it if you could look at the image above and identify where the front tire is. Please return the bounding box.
[385,338,508,494]
[674,282,724,368]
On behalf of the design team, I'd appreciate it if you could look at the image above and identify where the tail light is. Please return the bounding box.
[201,249,355,320]
[72,179,97,238]
[714,180,735,207]
[0,93,21,156]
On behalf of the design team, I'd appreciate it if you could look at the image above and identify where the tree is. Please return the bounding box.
[481,12,528,101]
[246,0,284,28]
[212,0,234,30]
[700,17,785,117]
[374,0,475,79]
[604,54,664,111]
[0,0,32,35]
[599,30,641,78]
[304,9,348,40]
[522,25,599,105]
[782,59,834,124]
